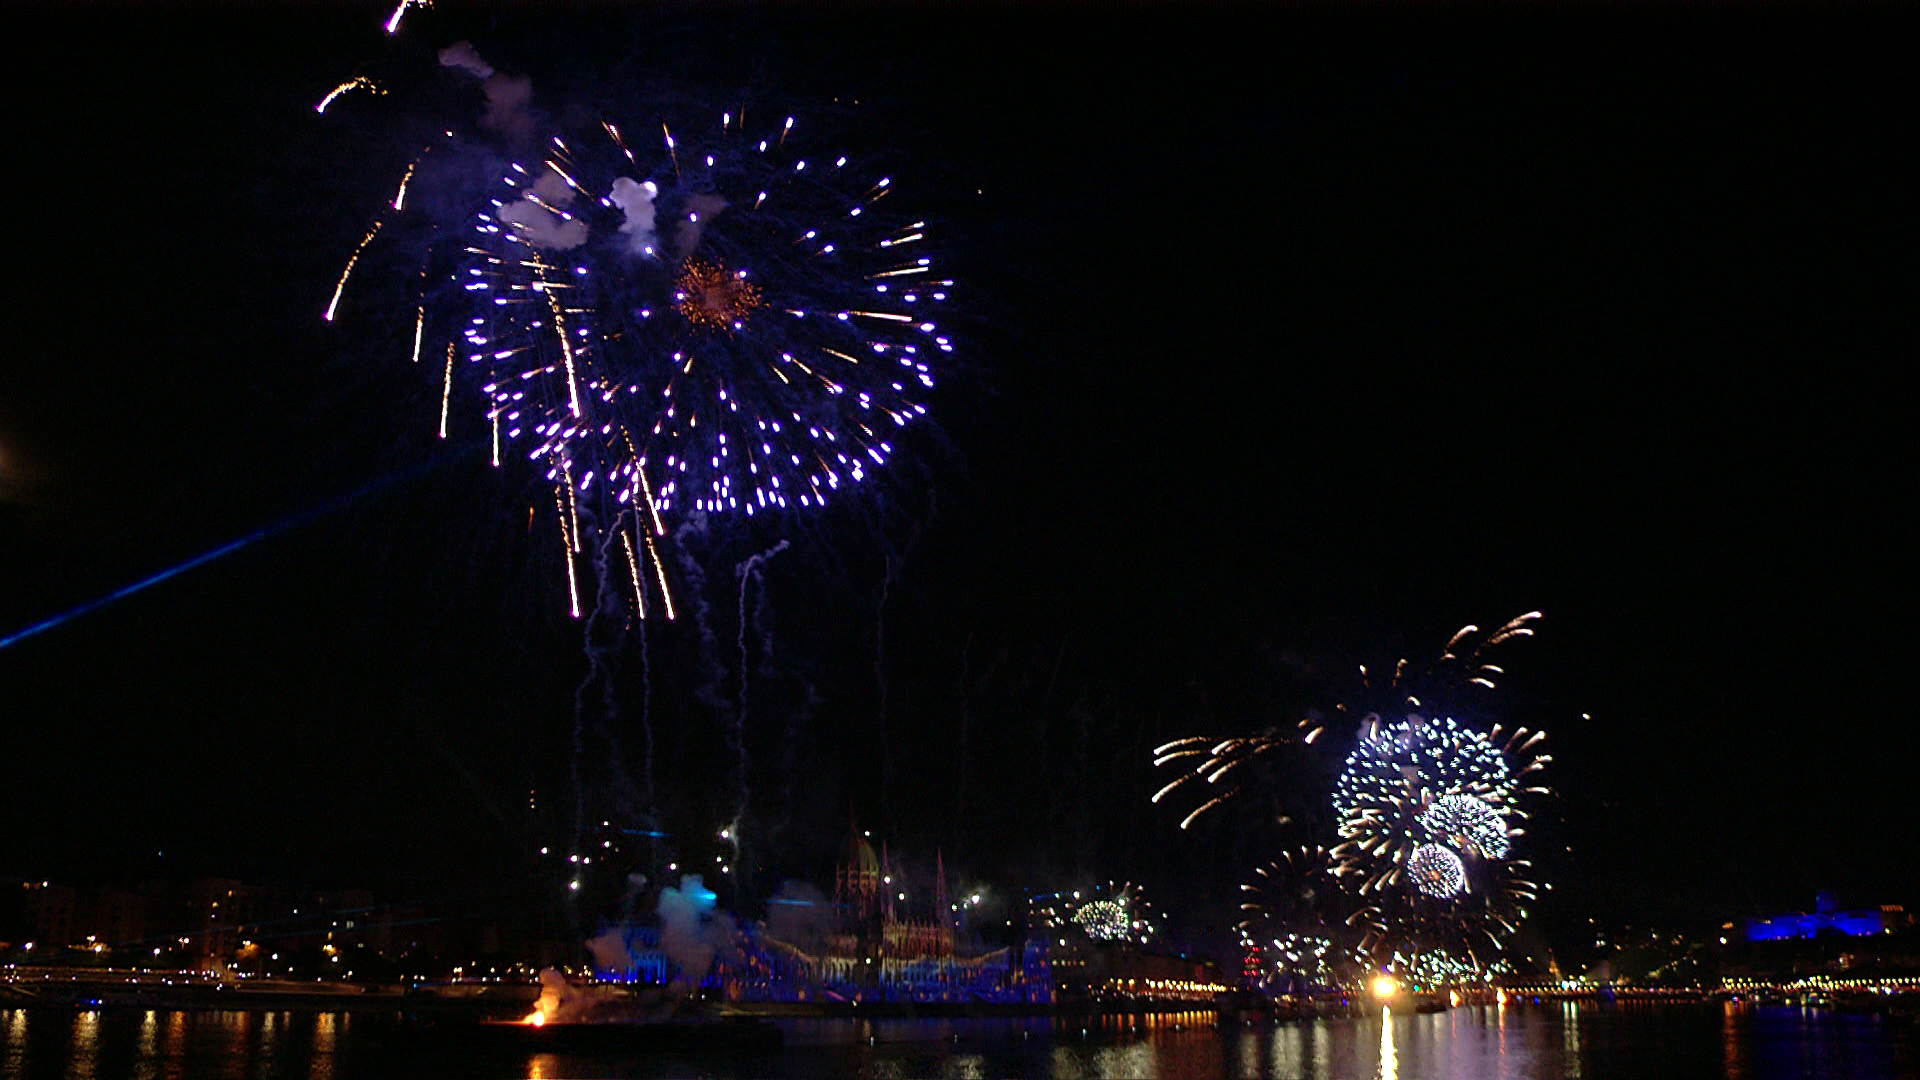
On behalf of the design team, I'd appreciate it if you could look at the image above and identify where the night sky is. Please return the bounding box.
[4,3,1912,955]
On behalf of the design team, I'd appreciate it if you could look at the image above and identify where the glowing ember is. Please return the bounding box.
[674,259,764,331]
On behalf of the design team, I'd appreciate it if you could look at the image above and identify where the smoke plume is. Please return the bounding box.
[500,168,588,250]
[656,875,738,990]
[609,177,660,257]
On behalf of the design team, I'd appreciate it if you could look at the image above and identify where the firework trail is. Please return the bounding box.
[1150,734,1294,830]
[1305,611,1543,744]
[557,516,667,877]
[1237,846,1384,971]
[316,77,386,115]
[566,503,618,854]
[1236,850,1377,993]
[384,0,431,36]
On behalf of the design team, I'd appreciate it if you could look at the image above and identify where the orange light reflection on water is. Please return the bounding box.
[1380,1005,1398,1080]
[69,1010,98,1080]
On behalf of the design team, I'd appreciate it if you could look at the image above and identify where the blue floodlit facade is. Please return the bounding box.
[1745,892,1910,942]
[590,834,1051,1004]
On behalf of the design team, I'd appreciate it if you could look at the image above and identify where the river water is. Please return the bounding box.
[2,1002,1912,1079]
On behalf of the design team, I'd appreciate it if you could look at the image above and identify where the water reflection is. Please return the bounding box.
[1498,996,1511,1065]
[311,1012,338,1080]
[1268,1021,1304,1076]
[160,1010,186,1080]
[0,1002,1913,1079]
[941,1051,988,1079]
[1562,1000,1583,1079]
[220,1011,249,1080]
[1,1011,23,1080]
[1725,1001,1749,1079]
[1380,1006,1398,1080]
[71,1010,99,1080]
[1091,1041,1153,1078]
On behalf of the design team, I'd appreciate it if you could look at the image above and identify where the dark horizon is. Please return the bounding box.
[4,2,1911,964]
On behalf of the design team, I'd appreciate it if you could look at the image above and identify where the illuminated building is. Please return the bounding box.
[1745,892,1911,942]
[753,829,1037,1003]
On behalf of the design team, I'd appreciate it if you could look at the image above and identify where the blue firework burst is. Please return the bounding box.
[462,110,945,522]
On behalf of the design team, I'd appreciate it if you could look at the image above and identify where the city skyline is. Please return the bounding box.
[3,2,1910,971]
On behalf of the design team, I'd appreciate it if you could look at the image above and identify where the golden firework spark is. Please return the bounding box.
[674,260,763,332]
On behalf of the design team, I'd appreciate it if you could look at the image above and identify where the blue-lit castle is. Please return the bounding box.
[1745,892,1911,942]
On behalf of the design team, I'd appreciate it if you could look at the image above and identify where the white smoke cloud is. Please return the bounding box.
[436,41,538,148]
[530,167,573,206]
[608,177,660,258]
[672,192,729,260]
[584,929,633,975]
[481,73,537,147]
[526,967,643,1024]
[499,169,588,250]
[498,199,587,250]
[436,41,493,80]
[656,875,737,990]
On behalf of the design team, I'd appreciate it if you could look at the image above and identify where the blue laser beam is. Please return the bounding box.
[0,529,274,652]
[0,449,473,655]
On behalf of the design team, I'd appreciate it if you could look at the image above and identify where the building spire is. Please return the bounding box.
[881,840,895,921]
[936,849,952,930]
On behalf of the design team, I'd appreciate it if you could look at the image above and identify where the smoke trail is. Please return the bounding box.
[770,681,820,850]
[729,540,787,870]
[670,516,726,715]
[587,559,643,831]
[874,561,895,832]
[568,513,653,876]
[637,607,656,838]
[1070,691,1094,877]
[668,515,734,875]
[953,631,973,856]
[566,508,605,866]
[869,499,930,833]
[875,507,925,826]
